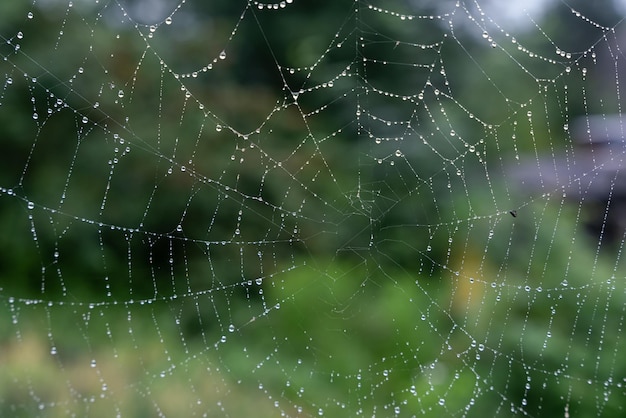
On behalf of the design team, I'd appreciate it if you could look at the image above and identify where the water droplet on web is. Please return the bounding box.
[50,346,57,355]
[17,31,23,39]
[117,90,124,98]
[27,11,34,19]
[165,17,172,25]
[216,124,222,132]
[219,51,227,60]
[27,201,34,209]
[228,324,235,332]
[90,359,97,368]
[32,113,38,120]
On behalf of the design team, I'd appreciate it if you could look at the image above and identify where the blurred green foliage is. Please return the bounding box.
[1,0,626,416]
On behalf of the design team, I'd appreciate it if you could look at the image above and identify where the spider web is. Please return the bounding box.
[1,0,626,416]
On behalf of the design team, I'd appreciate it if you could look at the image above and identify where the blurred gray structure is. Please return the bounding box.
[512,114,626,244]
